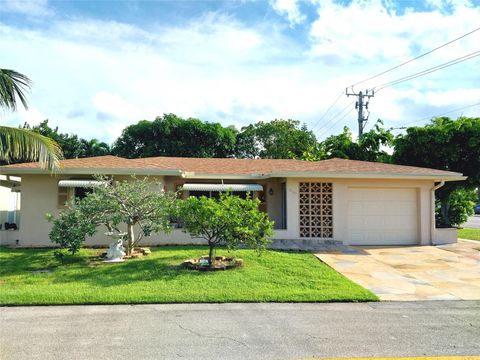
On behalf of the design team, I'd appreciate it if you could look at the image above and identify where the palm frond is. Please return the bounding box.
[0,69,32,112]
[0,126,63,171]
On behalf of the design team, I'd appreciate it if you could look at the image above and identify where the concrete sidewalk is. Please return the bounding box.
[315,241,480,301]
[1,301,479,360]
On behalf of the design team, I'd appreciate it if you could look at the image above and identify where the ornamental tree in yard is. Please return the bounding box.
[48,177,178,255]
[393,117,480,226]
[178,192,274,266]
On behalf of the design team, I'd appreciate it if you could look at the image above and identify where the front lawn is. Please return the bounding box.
[458,228,480,241]
[0,246,377,305]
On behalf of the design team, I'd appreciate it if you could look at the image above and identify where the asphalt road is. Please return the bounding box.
[1,301,479,360]
[464,215,480,229]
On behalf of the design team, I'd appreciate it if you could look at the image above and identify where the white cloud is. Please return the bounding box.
[13,107,47,127]
[308,0,480,66]
[1,0,53,17]
[0,2,479,144]
[271,0,306,26]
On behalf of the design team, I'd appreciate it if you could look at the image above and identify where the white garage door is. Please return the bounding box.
[347,188,418,245]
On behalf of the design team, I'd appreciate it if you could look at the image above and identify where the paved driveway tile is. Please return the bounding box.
[315,240,480,301]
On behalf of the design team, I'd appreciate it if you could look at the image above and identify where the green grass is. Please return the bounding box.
[458,228,480,241]
[0,246,377,305]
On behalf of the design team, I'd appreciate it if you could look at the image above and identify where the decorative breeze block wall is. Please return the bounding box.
[299,182,333,238]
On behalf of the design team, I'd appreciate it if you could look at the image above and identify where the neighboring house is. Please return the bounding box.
[0,175,21,244]
[0,155,465,249]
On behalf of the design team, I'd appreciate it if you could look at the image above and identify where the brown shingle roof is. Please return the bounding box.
[1,155,130,169]
[0,155,463,178]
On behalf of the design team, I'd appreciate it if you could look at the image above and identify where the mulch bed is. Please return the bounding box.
[182,256,244,271]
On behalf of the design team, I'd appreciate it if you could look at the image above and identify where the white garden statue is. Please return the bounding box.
[104,232,127,262]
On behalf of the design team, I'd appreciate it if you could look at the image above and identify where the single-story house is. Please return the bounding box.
[0,155,465,249]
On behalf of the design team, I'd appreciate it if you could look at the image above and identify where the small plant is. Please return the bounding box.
[178,192,274,267]
[53,250,66,263]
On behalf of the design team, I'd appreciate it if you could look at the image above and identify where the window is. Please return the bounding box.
[57,187,71,208]
[299,182,333,238]
[188,190,249,200]
[74,187,92,200]
[188,190,220,199]
[57,186,92,208]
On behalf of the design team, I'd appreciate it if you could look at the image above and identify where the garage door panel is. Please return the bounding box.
[360,232,381,243]
[348,202,388,216]
[347,188,418,246]
[389,203,416,215]
[384,215,416,229]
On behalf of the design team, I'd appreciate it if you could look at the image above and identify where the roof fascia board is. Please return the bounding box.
[175,171,466,181]
[0,168,183,176]
[271,171,466,181]
[0,169,465,181]
[181,172,271,180]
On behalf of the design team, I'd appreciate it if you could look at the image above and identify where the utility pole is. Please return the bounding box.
[346,88,374,137]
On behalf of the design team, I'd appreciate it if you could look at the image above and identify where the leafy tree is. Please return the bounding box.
[435,188,476,227]
[80,138,110,157]
[48,177,178,255]
[25,120,83,159]
[178,192,274,266]
[236,119,317,159]
[24,120,110,159]
[0,68,62,170]
[296,120,393,162]
[112,113,237,158]
[393,117,480,226]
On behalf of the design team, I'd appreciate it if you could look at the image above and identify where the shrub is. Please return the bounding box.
[178,192,274,266]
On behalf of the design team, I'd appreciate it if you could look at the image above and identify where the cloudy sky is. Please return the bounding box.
[1,0,479,143]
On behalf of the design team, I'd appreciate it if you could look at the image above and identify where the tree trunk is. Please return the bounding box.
[127,223,135,256]
[208,244,215,267]
[440,197,451,227]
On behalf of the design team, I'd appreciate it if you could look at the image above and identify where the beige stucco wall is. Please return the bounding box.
[277,178,435,245]
[0,174,438,248]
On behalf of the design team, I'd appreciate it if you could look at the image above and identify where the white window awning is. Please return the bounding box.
[58,180,107,188]
[182,183,263,192]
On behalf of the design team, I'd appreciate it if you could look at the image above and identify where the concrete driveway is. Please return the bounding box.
[315,240,480,301]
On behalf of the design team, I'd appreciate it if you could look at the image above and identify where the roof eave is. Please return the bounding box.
[171,171,467,181]
[0,168,183,176]
[0,168,466,182]
[271,171,466,181]
[181,172,271,180]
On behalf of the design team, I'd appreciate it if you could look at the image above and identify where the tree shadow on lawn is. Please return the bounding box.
[0,247,91,276]
[1,246,319,288]
[1,246,243,287]
[56,246,252,287]
[51,247,326,288]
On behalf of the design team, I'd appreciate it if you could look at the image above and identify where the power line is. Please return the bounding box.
[320,107,356,139]
[317,101,355,138]
[390,101,480,130]
[371,50,480,92]
[316,27,480,138]
[311,96,352,134]
[310,90,344,133]
[349,25,480,89]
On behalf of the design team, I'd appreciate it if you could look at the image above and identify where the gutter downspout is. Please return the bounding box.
[430,180,445,245]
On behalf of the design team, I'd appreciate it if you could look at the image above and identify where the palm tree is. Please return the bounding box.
[0,68,62,170]
[80,138,110,157]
